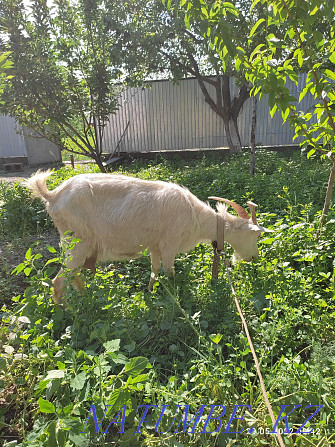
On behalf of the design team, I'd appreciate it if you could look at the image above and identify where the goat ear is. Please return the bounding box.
[249,224,274,233]
[248,223,263,232]
[257,225,274,233]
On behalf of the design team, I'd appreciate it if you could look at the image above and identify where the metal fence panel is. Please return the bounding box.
[102,73,318,154]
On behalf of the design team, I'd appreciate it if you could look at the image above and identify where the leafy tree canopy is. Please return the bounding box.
[0,0,144,171]
[0,52,13,100]
[180,0,335,223]
[110,0,279,153]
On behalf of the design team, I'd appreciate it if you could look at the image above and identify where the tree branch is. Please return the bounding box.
[231,84,250,117]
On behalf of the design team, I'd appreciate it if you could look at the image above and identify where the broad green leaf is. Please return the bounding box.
[127,373,148,384]
[103,339,120,352]
[222,2,239,17]
[38,398,55,413]
[261,237,274,245]
[24,267,32,276]
[12,263,25,275]
[281,107,290,122]
[45,370,65,380]
[108,388,121,407]
[107,352,128,364]
[299,86,309,103]
[185,14,190,30]
[70,372,87,390]
[270,99,278,118]
[124,357,150,376]
[124,341,136,353]
[25,248,32,260]
[307,148,316,158]
[252,293,270,313]
[68,432,90,446]
[235,57,242,71]
[250,43,266,60]
[324,69,335,81]
[57,361,65,370]
[249,18,265,39]
[108,389,130,409]
[209,333,223,344]
[0,52,12,64]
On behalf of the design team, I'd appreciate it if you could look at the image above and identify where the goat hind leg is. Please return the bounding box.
[52,243,86,303]
[52,267,84,304]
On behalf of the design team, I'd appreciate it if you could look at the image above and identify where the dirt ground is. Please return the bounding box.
[0,165,43,183]
[0,165,62,302]
[0,162,66,183]
[0,159,94,183]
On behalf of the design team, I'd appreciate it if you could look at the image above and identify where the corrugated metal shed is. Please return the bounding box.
[0,115,27,157]
[1,74,317,161]
[0,115,61,165]
[102,74,317,153]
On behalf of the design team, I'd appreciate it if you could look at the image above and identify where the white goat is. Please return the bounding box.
[25,171,267,303]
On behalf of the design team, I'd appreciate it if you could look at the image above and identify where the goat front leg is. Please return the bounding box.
[52,267,84,305]
[149,250,161,291]
[52,268,66,304]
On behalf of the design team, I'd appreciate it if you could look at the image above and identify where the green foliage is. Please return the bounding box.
[180,0,335,223]
[0,0,142,170]
[118,0,269,152]
[244,0,335,157]
[244,0,335,225]
[0,181,52,237]
[1,153,335,446]
[170,0,240,67]
[0,51,13,100]
[0,150,330,235]
[177,0,335,157]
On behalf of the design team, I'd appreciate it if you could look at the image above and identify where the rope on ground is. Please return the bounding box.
[225,261,286,447]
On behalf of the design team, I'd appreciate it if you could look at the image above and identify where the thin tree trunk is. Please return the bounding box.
[224,117,242,153]
[320,155,335,227]
[194,74,247,154]
[250,96,257,176]
[91,152,106,173]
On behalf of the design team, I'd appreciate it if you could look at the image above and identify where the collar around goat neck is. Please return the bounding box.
[215,213,225,253]
[211,214,225,281]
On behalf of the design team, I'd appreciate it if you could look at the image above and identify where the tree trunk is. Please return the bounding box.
[194,74,249,154]
[224,117,242,153]
[320,155,335,227]
[91,151,106,173]
[250,96,257,176]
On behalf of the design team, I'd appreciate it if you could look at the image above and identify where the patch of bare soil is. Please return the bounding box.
[0,383,24,444]
[0,229,60,306]
[0,161,90,184]
[0,165,43,184]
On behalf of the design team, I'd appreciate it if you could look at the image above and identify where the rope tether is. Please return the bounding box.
[225,261,285,447]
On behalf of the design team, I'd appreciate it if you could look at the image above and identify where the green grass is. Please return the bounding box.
[1,150,335,446]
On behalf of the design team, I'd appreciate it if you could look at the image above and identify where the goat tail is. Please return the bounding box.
[23,169,54,203]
